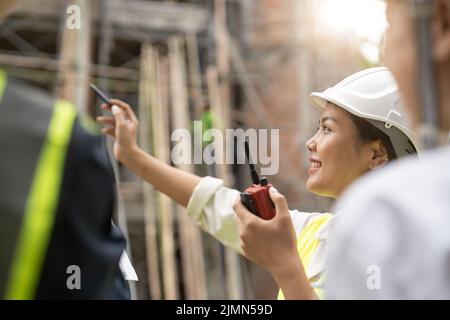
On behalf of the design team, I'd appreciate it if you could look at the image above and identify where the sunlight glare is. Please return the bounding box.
[317,0,387,43]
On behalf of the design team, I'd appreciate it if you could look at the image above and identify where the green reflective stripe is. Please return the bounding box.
[0,70,6,102]
[5,100,76,300]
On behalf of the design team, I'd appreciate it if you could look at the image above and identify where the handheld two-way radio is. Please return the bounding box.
[240,140,276,220]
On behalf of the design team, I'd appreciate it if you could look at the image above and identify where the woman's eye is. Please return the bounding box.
[321,125,331,132]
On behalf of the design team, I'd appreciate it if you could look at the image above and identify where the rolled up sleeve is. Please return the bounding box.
[187,176,242,253]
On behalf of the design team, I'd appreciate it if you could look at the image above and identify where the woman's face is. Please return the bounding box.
[305,103,373,198]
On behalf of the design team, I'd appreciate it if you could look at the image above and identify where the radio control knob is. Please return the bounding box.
[260,177,268,186]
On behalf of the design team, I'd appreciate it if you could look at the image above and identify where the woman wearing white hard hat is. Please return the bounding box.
[233,67,419,299]
[97,67,419,299]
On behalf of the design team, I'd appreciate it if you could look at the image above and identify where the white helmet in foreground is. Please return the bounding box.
[310,67,419,158]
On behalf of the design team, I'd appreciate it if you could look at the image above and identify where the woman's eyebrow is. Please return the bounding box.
[319,116,338,124]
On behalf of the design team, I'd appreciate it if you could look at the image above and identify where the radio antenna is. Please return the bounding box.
[244,139,260,184]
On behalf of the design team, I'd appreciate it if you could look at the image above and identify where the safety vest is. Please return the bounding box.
[277,213,332,300]
[0,70,76,299]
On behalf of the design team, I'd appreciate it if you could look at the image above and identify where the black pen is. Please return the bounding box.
[90,83,111,105]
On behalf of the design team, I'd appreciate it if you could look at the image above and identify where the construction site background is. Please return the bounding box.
[0,0,381,299]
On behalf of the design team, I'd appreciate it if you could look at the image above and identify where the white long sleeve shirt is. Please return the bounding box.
[186,176,333,281]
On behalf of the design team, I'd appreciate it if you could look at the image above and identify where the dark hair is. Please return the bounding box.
[347,112,398,161]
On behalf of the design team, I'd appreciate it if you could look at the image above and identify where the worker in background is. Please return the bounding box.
[0,0,130,299]
[327,0,450,299]
[97,67,419,299]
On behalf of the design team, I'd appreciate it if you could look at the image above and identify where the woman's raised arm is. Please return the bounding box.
[96,99,200,207]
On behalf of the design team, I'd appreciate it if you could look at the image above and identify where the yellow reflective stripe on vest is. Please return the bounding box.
[277,213,332,300]
[0,70,6,102]
[5,100,76,300]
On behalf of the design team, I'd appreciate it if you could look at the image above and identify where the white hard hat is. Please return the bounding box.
[310,67,419,158]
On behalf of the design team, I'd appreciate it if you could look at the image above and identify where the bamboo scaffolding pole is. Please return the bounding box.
[152,51,180,300]
[0,53,139,81]
[139,43,162,300]
[212,0,244,300]
[185,34,204,120]
[168,36,207,299]
[206,65,243,300]
[56,0,91,113]
[215,0,231,118]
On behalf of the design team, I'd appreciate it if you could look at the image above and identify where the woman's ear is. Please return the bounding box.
[368,140,389,170]
[434,0,450,62]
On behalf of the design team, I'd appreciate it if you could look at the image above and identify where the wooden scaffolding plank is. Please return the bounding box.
[139,43,162,300]
[13,0,209,34]
[168,35,207,300]
[108,0,209,34]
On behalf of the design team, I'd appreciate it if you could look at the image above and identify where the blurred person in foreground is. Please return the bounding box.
[327,0,450,299]
[0,0,131,299]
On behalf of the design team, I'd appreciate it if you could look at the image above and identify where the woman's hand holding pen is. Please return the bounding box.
[96,98,200,207]
[96,99,140,164]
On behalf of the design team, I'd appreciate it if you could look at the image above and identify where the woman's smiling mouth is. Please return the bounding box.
[309,157,322,174]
